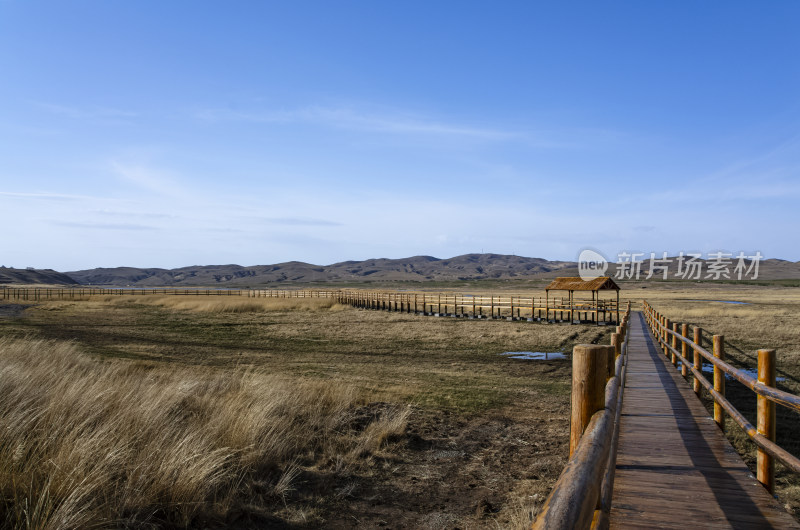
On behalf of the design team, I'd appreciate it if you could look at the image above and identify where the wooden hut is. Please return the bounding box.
[544,276,621,324]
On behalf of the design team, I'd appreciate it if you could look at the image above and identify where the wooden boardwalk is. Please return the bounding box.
[610,312,799,529]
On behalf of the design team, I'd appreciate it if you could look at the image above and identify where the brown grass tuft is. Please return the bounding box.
[0,337,397,528]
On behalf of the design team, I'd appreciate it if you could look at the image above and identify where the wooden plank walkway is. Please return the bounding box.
[610,311,799,529]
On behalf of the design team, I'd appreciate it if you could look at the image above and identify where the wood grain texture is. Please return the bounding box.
[609,313,798,529]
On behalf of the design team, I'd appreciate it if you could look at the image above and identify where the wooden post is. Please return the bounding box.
[671,322,679,367]
[693,327,702,395]
[612,332,622,361]
[681,323,689,377]
[570,344,609,457]
[656,313,661,340]
[713,335,725,431]
[569,290,573,323]
[546,290,549,322]
[757,348,776,494]
[663,318,671,357]
[616,290,619,324]
[604,344,615,380]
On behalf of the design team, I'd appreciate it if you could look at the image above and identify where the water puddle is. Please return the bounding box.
[696,363,786,382]
[500,351,566,361]
[685,299,750,305]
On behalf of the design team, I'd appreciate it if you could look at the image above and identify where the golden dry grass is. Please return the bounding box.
[13,285,797,525]
[0,293,591,528]
[121,295,349,314]
[0,337,410,529]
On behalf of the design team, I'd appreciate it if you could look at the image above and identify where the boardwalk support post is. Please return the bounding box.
[681,323,689,377]
[713,335,725,432]
[611,332,622,361]
[602,344,615,382]
[757,348,776,494]
[693,327,702,396]
[671,322,679,367]
[570,345,609,457]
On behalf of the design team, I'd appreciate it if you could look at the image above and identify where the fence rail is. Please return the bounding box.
[642,300,800,493]
[338,291,619,323]
[0,287,621,324]
[532,302,632,529]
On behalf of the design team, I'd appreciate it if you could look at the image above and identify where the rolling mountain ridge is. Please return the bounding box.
[62,254,800,287]
[64,254,575,286]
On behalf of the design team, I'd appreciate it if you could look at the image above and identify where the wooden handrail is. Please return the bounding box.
[642,300,800,491]
[1,287,622,324]
[533,303,632,529]
[643,301,800,411]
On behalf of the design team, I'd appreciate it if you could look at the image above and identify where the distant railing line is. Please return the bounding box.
[0,287,621,324]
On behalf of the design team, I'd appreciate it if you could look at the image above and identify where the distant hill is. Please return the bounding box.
[65,254,575,286]
[63,254,800,287]
[0,267,80,285]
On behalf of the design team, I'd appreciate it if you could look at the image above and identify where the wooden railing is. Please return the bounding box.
[335,291,619,323]
[0,287,339,299]
[642,300,800,493]
[532,302,632,529]
[0,287,621,324]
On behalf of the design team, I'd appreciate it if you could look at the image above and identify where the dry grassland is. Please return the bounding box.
[3,283,798,526]
[0,294,611,528]
[0,337,411,528]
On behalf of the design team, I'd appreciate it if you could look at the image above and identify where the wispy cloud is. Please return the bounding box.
[622,133,800,205]
[195,105,518,141]
[257,216,343,227]
[191,104,625,149]
[51,221,158,231]
[33,101,138,120]
[109,160,186,197]
[90,209,177,219]
[0,191,106,201]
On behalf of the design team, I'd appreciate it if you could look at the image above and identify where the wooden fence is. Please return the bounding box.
[532,303,632,529]
[337,291,619,323]
[642,300,800,493]
[0,287,336,300]
[0,287,621,324]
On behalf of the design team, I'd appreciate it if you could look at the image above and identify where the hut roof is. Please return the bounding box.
[545,276,620,292]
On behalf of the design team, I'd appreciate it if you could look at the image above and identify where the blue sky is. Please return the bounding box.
[1,1,799,270]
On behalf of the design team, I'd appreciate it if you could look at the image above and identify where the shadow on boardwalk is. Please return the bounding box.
[609,312,798,529]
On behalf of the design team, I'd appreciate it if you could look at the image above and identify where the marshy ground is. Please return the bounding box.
[0,294,608,529]
[1,282,798,527]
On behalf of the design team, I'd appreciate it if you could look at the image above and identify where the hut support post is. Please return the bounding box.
[569,290,573,323]
[545,290,549,322]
